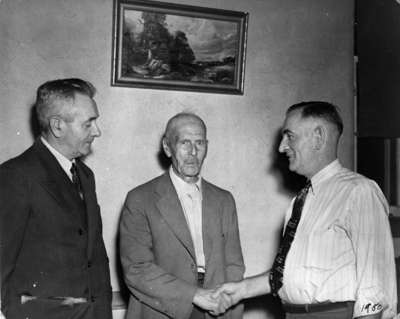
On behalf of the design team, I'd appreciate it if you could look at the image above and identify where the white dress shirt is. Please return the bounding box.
[280,160,397,318]
[41,137,74,181]
[169,167,205,273]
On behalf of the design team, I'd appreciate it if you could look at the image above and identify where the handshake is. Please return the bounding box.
[193,281,246,316]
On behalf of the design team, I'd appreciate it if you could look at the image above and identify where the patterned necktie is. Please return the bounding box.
[70,163,84,200]
[269,180,311,296]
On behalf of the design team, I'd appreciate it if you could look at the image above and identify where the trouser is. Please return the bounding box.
[284,301,354,319]
[190,273,206,319]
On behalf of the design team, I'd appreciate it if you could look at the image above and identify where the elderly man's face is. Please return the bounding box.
[278,110,316,179]
[60,93,101,160]
[163,117,208,183]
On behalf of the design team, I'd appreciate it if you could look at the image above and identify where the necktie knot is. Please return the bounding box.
[298,180,312,197]
[70,162,77,178]
[186,184,200,201]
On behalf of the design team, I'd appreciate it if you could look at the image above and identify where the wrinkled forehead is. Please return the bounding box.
[170,117,206,137]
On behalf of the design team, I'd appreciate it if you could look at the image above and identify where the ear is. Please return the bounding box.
[313,125,326,150]
[162,138,172,158]
[48,116,64,138]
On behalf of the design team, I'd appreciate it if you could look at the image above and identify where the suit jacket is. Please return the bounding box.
[0,139,112,319]
[119,172,245,319]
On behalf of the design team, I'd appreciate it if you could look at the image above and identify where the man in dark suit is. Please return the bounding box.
[119,112,245,319]
[0,78,112,319]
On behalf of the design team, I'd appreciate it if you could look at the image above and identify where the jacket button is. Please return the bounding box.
[78,229,84,235]
[91,296,96,302]
[88,261,92,268]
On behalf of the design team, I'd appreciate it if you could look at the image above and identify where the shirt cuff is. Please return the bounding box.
[353,293,388,318]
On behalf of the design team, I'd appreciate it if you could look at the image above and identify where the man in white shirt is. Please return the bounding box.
[215,101,397,319]
[119,112,245,319]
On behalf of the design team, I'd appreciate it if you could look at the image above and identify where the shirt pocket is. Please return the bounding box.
[306,224,353,271]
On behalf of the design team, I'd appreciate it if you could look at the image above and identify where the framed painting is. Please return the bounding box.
[112,0,248,94]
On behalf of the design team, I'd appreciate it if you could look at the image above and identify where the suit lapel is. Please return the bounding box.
[201,180,217,267]
[34,139,84,217]
[155,174,196,261]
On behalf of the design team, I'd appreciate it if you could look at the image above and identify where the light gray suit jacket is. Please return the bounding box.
[119,172,245,319]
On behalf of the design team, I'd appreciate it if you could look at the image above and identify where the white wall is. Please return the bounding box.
[0,0,354,318]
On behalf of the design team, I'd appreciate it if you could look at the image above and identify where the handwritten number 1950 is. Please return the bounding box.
[361,303,382,313]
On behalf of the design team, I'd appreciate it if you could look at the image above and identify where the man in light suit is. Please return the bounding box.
[0,78,112,319]
[119,112,245,319]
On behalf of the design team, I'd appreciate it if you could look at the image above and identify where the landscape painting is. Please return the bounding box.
[112,0,248,94]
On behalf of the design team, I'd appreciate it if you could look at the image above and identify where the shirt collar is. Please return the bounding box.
[41,136,74,178]
[310,159,342,189]
[169,166,202,197]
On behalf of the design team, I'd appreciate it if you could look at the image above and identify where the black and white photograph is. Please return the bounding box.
[1,1,399,319]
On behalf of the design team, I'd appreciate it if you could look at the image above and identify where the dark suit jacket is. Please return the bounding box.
[0,139,112,319]
[120,172,245,319]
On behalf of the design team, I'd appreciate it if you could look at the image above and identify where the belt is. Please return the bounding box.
[197,272,205,287]
[283,301,354,314]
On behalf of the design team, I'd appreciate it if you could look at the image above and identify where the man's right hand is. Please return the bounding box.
[213,271,271,306]
[193,287,232,316]
[213,281,246,307]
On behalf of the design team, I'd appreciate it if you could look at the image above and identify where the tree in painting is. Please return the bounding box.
[121,10,236,85]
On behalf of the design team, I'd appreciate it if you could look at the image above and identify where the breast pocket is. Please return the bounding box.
[306,225,353,271]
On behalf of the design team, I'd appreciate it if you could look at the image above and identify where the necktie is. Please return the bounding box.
[186,184,200,202]
[269,180,311,296]
[70,163,84,200]
[184,184,205,273]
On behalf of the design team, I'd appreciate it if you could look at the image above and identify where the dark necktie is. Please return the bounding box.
[269,180,311,296]
[70,163,84,200]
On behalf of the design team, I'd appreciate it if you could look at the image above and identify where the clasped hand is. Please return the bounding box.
[193,282,244,316]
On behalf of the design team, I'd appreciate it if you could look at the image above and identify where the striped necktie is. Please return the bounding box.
[70,163,84,200]
[269,180,311,296]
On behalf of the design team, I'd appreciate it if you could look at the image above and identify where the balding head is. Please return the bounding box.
[162,112,208,183]
[163,112,207,146]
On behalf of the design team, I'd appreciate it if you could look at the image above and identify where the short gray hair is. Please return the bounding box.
[35,78,96,133]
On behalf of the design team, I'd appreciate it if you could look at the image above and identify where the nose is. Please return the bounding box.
[278,137,287,153]
[92,122,101,137]
[189,143,198,156]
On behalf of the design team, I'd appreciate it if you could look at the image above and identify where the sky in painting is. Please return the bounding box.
[124,10,238,61]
